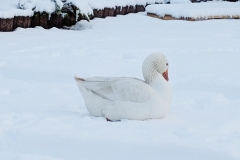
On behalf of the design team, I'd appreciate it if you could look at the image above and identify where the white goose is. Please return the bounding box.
[74,53,172,121]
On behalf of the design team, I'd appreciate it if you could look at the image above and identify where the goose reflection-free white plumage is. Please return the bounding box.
[75,53,172,121]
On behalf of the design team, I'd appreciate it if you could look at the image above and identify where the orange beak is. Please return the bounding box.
[162,69,169,81]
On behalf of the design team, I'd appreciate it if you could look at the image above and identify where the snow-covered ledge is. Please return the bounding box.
[146,2,240,21]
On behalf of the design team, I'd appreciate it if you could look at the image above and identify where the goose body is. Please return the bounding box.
[75,53,172,121]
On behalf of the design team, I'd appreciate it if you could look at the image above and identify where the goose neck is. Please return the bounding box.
[149,74,169,92]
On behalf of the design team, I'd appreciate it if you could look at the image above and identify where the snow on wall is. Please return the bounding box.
[155,0,165,4]
[88,0,115,9]
[54,0,64,10]
[113,0,130,6]
[34,0,61,13]
[87,0,105,9]
[18,0,36,10]
[0,7,33,19]
[66,0,94,16]
[17,0,94,18]
[146,0,156,4]
[0,9,14,19]
[18,0,63,14]
[170,0,191,4]
[0,0,33,18]
[146,2,240,18]
[136,0,147,6]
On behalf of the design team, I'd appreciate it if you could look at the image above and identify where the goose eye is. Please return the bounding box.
[166,63,168,66]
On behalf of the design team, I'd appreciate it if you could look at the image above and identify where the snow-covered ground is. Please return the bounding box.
[0,12,240,159]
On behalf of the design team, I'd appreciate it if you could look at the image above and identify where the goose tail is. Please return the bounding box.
[74,75,85,82]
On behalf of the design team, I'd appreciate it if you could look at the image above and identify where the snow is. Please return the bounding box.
[0,0,33,18]
[146,2,240,19]
[155,0,164,4]
[65,19,92,30]
[87,0,105,9]
[33,0,61,14]
[110,0,127,7]
[0,0,61,18]
[136,0,147,5]
[66,0,93,16]
[88,0,116,9]
[146,0,156,4]
[54,0,64,11]
[0,7,33,19]
[170,0,191,4]
[1,11,240,159]
[18,0,36,10]
[19,0,63,14]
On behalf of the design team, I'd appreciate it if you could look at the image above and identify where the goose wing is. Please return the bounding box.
[75,76,152,103]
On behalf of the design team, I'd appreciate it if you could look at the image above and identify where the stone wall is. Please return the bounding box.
[0,18,14,32]
[0,13,62,31]
[0,4,146,32]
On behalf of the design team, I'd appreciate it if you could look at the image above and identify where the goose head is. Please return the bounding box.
[142,53,169,84]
